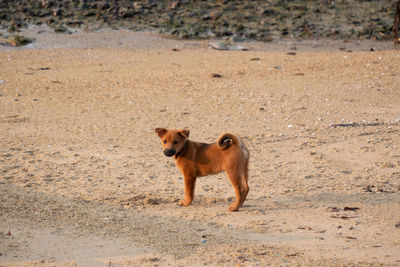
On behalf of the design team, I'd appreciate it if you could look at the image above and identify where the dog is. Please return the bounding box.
[155,128,249,211]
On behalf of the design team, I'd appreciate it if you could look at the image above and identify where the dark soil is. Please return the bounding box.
[0,0,397,41]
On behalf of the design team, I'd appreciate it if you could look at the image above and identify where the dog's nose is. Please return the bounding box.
[164,148,176,157]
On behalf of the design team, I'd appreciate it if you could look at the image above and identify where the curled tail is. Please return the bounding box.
[217,133,240,150]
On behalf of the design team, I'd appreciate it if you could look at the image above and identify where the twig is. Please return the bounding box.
[330,121,400,128]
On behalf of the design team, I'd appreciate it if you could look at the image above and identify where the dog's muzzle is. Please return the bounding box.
[164,148,176,157]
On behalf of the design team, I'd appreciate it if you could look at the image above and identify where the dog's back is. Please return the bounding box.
[181,133,249,177]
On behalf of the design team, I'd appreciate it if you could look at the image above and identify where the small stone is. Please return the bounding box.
[54,25,68,33]
[211,73,222,78]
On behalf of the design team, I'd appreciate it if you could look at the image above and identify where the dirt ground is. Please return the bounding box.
[0,29,400,266]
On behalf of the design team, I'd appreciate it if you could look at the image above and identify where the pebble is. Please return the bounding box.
[0,80,4,85]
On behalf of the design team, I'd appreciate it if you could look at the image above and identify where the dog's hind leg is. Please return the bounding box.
[240,158,250,207]
[226,170,243,212]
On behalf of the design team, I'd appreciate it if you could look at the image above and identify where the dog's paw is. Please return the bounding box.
[228,204,239,212]
[178,199,191,207]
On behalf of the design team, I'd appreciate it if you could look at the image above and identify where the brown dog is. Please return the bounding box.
[155,128,250,211]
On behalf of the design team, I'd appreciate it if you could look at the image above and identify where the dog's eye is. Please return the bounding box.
[163,140,167,144]
[173,140,178,144]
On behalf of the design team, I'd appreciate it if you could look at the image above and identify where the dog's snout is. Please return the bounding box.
[164,148,176,157]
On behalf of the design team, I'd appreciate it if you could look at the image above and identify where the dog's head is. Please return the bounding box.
[155,128,189,157]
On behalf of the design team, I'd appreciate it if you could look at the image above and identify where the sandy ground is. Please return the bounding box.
[1,30,400,266]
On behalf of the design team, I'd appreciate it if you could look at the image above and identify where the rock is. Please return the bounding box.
[209,40,229,50]
[12,35,33,46]
[54,25,68,33]
[202,13,211,21]
[0,10,8,20]
[66,20,83,27]
[78,2,89,10]
[133,2,144,13]
[169,1,179,10]
[208,40,249,51]
[53,8,63,17]
[120,8,135,18]
[83,10,96,17]
[210,11,222,20]
[98,2,110,11]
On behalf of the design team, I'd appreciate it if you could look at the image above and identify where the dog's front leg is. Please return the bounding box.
[178,172,197,207]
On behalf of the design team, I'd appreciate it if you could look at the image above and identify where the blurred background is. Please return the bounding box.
[0,0,397,42]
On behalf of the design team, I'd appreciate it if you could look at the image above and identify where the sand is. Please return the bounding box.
[0,30,400,266]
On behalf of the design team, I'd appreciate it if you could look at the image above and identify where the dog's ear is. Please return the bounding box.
[155,128,167,138]
[178,129,190,138]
